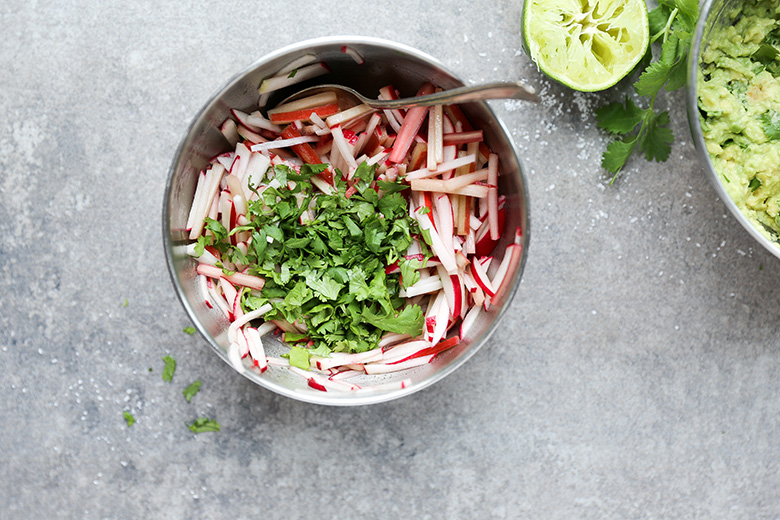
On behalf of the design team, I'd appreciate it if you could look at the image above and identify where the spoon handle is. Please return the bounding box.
[367,81,539,109]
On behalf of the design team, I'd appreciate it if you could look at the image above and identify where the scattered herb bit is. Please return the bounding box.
[596,0,698,183]
[183,326,196,335]
[123,299,128,308]
[287,69,298,78]
[123,411,135,427]
[287,346,311,370]
[749,177,763,192]
[182,380,202,403]
[148,367,153,373]
[162,355,176,382]
[187,417,220,433]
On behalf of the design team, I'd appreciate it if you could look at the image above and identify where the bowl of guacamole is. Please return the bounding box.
[688,0,780,259]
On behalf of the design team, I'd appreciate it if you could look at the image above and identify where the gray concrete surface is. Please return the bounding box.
[2,1,779,518]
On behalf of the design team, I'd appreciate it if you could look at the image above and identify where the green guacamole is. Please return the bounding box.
[698,0,780,243]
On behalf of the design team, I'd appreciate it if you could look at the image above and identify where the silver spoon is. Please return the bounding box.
[279,81,539,109]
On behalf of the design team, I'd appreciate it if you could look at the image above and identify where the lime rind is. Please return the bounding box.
[523,0,650,92]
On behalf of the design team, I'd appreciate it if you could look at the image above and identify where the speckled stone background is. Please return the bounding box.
[2,1,779,518]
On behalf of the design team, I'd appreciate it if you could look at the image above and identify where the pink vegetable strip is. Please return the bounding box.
[227,303,273,344]
[487,153,499,241]
[258,62,330,94]
[363,355,434,374]
[387,83,435,163]
[196,264,266,291]
[404,153,476,180]
[187,164,224,240]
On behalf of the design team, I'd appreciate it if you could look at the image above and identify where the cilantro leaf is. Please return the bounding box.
[399,258,422,289]
[634,58,672,97]
[308,343,332,358]
[194,235,208,257]
[204,218,228,242]
[187,417,220,433]
[162,355,176,382]
[376,180,410,193]
[641,111,674,162]
[761,110,780,140]
[672,0,698,27]
[601,136,639,174]
[183,326,196,335]
[123,411,135,427]
[749,177,763,192]
[595,98,645,134]
[664,58,688,92]
[305,271,343,301]
[648,5,672,38]
[362,305,424,337]
[182,380,202,403]
[284,281,311,308]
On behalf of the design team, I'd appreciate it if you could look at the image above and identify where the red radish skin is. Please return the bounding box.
[308,378,328,392]
[469,260,496,298]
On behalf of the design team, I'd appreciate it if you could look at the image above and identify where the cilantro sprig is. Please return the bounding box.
[201,161,427,355]
[596,0,698,183]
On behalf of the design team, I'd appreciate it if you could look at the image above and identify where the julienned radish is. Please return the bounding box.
[184,56,521,392]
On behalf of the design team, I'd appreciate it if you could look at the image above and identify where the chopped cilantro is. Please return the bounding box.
[749,177,762,192]
[182,380,201,403]
[182,326,196,335]
[205,161,426,354]
[187,417,220,433]
[362,304,424,336]
[123,299,128,308]
[162,355,176,382]
[123,411,135,427]
[194,235,208,256]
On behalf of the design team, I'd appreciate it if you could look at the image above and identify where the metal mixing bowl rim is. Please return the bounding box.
[162,35,531,405]
[686,0,780,261]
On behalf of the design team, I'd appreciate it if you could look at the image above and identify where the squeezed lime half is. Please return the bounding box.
[523,0,650,92]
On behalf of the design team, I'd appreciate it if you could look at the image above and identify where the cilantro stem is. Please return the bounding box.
[652,8,678,44]
[608,92,659,185]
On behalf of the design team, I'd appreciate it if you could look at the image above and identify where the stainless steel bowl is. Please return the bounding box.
[163,36,530,405]
[687,0,780,260]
